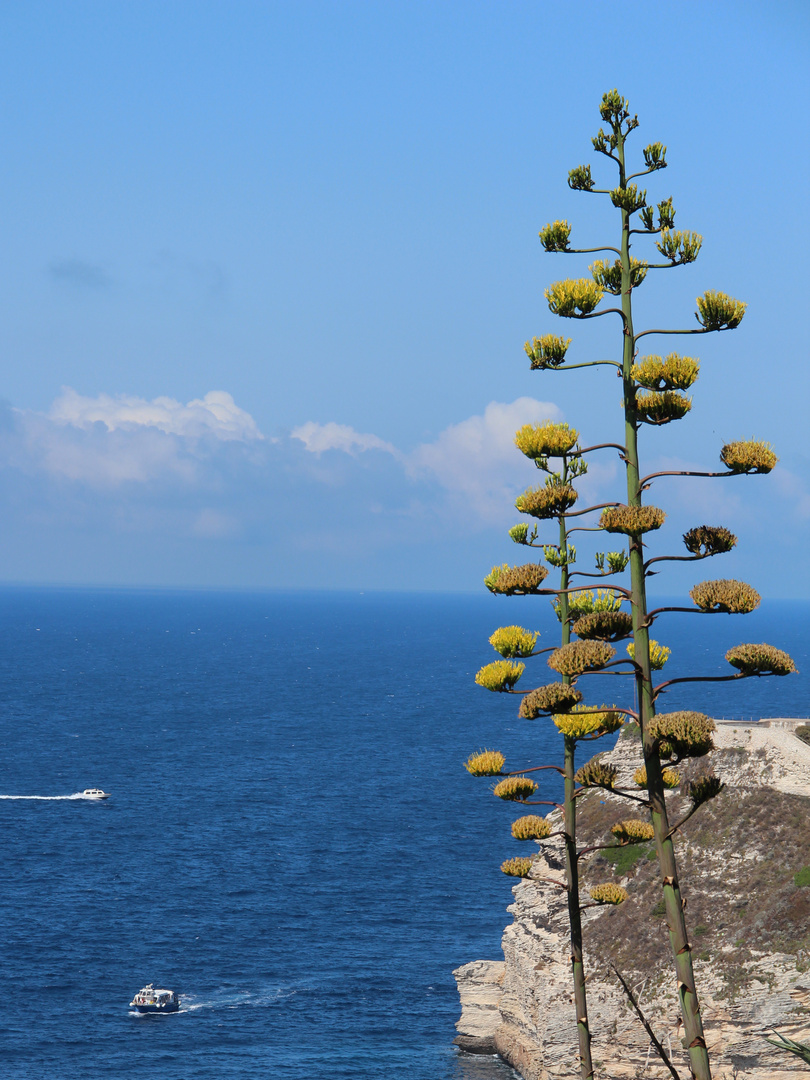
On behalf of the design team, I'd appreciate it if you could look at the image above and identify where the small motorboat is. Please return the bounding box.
[129,984,179,1013]
[81,789,110,799]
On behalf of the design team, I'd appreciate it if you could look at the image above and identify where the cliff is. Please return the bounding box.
[454,721,810,1079]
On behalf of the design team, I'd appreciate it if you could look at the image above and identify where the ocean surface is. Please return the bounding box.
[0,587,806,1080]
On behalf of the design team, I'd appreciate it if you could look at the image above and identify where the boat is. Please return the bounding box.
[129,984,180,1013]
[81,788,110,799]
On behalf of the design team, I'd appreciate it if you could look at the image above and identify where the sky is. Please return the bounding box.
[0,0,807,594]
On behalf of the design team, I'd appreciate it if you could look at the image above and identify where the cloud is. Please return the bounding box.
[290,420,400,458]
[49,259,112,288]
[409,397,563,518]
[49,388,263,442]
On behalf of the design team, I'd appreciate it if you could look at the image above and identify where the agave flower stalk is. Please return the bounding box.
[531,89,797,1080]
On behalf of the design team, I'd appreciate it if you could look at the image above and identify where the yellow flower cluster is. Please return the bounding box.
[635,390,692,425]
[514,421,579,459]
[632,353,699,391]
[515,482,578,519]
[695,289,747,331]
[524,334,572,370]
[611,819,655,843]
[511,815,552,841]
[485,563,549,596]
[475,660,525,692]
[589,256,647,294]
[544,278,604,317]
[501,857,535,878]
[633,766,680,790]
[655,229,702,265]
[489,625,539,659]
[464,749,505,777]
[590,883,628,905]
[553,703,624,739]
[626,639,671,670]
[493,776,538,801]
[649,712,715,760]
[720,440,778,474]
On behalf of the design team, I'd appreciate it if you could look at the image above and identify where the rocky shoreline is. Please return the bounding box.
[454,721,810,1079]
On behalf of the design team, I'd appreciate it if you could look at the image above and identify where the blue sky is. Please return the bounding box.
[0,1,807,593]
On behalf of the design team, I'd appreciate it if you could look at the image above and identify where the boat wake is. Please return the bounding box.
[180,986,297,1013]
[0,793,103,801]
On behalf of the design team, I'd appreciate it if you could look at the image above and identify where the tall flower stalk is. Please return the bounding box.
[466,91,796,1080]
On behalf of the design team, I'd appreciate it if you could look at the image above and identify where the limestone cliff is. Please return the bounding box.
[455,721,810,1079]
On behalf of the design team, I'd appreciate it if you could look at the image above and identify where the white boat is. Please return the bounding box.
[129,984,180,1013]
[81,788,110,799]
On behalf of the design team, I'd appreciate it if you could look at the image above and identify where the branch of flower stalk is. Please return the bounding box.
[503,764,565,777]
[571,786,650,807]
[645,605,740,622]
[536,876,569,890]
[628,227,663,236]
[536,582,632,599]
[569,569,626,580]
[541,360,622,372]
[654,671,777,699]
[560,246,622,255]
[571,309,627,323]
[633,327,711,342]
[573,442,629,458]
[563,502,623,519]
[577,837,653,859]
[644,554,712,572]
[666,796,722,840]
[639,467,736,489]
[611,966,684,1080]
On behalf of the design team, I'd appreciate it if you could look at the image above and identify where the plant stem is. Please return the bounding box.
[559,461,594,1080]
[616,124,712,1080]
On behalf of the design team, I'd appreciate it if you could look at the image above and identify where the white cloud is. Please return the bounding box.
[409,397,563,518]
[290,420,400,458]
[49,388,263,442]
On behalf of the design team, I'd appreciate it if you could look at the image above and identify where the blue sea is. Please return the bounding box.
[0,587,806,1080]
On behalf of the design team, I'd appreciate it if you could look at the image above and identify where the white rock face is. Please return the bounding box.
[454,724,810,1079]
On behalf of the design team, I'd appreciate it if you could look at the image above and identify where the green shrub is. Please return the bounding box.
[796,725,810,747]
[605,843,653,876]
[794,866,810,888]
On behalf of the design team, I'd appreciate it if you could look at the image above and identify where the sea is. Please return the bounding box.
[0,587,806,1080]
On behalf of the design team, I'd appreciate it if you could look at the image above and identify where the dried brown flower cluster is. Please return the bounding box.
[725,643,797,676]
[547,640,616,676]
[599,504,666,535]
[518,682,583,718]
[572,610,633,642]
[683,525,737,557]
[575,757,618,789]
[689,579,760,613]
[648,711,715,759]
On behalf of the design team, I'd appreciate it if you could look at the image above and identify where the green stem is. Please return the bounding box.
[616,126,712,1080]
[558,467,594,1080]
